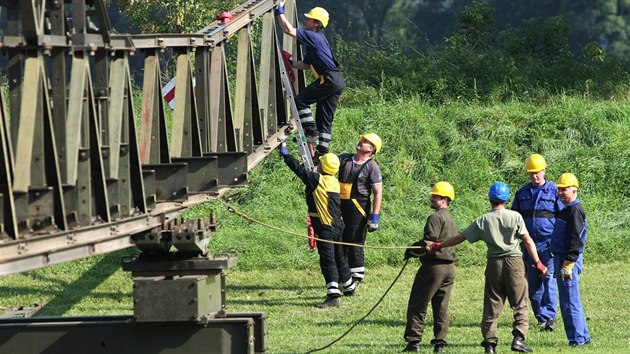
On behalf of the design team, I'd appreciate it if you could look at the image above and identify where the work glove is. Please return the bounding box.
[274,1,285,16]
[560,260,575,281]
[533,260,549,277]
[278,139,289,157]
[428,242,443,253]
[367,213,380,232]
[404,241,427,260]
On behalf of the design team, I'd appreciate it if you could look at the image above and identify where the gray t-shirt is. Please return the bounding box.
[462,208,527,258]
[337,154,382,198]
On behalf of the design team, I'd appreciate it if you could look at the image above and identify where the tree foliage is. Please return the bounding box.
[113,0,630,103]
[336,0,630,104]
[300,0,630,59]
[299,0,398,42]
[115,0,238,33]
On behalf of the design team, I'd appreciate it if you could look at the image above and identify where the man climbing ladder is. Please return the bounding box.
[275,1,345,155]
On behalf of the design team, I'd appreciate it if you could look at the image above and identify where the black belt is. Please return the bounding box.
[422,259,454,265]
[321,67,341,74]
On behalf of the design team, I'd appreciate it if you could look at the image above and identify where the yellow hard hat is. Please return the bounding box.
[557,173,579,188]
[359,133,382,154]
[319,153,340,175]
[526,153,547,172]
[431,181,455,201]
[304,7,329,28]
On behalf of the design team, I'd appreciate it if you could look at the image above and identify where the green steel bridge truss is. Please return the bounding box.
[0,0,307,276]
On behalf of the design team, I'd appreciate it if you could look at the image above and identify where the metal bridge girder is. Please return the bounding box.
[171,49,203,158]
[139,50,171,165]
[0,0,304,275]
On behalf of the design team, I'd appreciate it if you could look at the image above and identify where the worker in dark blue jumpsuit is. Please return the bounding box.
[275,2,345,155]
[550,173,591,347]
[511,154,563,331]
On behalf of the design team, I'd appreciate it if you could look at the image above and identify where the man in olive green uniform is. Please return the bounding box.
[427,182,548,354]
[402,182,457,353]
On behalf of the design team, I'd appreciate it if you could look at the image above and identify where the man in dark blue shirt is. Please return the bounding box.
[275,1,345,155]
[550,173,591,347]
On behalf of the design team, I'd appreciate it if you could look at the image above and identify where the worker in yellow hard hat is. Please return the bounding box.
[275,1,345,155]
[402,181,457,353]
[426,182,548,354]
[337,133,383,290]
[550,173,591,347]
[511,154,564,332]
[278,139,355,308]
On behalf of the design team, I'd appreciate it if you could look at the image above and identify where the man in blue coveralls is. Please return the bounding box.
[275,1,345,155]
[550,173,591,347]
[511,154,563,331]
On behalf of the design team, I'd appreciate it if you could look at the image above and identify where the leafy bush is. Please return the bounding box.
[334,0,630,105]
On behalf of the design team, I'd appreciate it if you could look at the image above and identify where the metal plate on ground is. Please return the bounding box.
[0,315,260,354]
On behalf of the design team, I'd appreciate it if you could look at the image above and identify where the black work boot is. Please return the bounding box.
[570,339,591,347]
[343,279,358,296]
[312,152,321,166]
[511,336,532,352]
[402,342,420,352]
[342,289,355,297]
[304,129,319,145]
[315,296,340,308]
[316,144,329,155]
[431,339,446,353]
[482,342,496,354]
[543,319,556,331]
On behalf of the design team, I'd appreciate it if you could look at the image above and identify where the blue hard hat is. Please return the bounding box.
[488,182,510,201]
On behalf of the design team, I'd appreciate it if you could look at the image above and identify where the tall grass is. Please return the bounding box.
[200,96,630,270]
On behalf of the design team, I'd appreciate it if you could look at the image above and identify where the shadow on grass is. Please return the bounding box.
[227,283,321,292]
[314,316,481,329]
[345,342,480,351]
[287,342,481,354]
[30,250,131,317]
[0,286,129,301]
[228,295,323,308]
[226,283,323,308]
[21,272,73,288]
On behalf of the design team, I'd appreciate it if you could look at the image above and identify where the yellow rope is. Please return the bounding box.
[219,200,423,250]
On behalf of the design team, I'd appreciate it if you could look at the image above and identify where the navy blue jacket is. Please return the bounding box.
[550,199,587,262]
[296,28,339,76]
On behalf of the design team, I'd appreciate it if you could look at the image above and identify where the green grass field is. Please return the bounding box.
[2,97,630,353]
[1,253,629,353]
